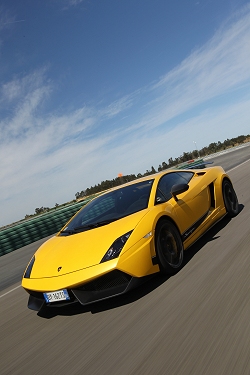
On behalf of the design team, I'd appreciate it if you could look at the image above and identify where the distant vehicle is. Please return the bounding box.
[22,166,239,312]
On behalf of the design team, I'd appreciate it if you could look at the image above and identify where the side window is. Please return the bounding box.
[175,171,194,183]
[155,172,193,204]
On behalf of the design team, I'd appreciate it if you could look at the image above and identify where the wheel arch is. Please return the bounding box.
[222,176,232,184]
[213,173,233,209]
[154,215,181,239]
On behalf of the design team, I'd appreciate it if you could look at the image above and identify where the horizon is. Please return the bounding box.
[2,135,249,229]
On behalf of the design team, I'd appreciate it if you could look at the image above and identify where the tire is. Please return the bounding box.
[222,180,239,218]
[155,220,183,275]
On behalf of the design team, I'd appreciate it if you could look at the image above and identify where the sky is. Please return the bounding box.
[1,0,250,227]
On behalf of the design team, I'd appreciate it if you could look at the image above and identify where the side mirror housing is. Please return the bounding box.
[171,183,189,201]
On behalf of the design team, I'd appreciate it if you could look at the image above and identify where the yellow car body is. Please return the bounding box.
[22,166,239,311]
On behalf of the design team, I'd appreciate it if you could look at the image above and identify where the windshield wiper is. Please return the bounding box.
[60,218,120,235]
[74,218,120,231]
[60,229,77,235]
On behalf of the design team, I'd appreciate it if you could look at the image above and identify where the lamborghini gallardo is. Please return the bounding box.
[22,166,239,311]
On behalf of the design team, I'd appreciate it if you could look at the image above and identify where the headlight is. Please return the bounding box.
[101,230,133,263]
[23,256,35,278]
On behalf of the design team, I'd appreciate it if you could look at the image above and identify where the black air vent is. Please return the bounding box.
[76,270,132,291]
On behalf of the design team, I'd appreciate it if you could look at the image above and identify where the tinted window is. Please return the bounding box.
[64,179,154,231]
[155,172,193,204]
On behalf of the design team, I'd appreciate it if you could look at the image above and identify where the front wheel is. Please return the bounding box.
[155,220,183,275]
[222,180,239,218]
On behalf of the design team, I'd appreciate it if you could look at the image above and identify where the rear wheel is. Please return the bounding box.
[155,220,183,275]
[222,180,239,217]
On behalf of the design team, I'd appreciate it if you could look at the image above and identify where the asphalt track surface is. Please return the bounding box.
[1,144,250,375]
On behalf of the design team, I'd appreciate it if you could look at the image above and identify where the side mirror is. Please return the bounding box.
[171,183,189,201]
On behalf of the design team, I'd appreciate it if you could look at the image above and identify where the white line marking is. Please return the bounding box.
[227,158,250,173]
[0,285,21,298]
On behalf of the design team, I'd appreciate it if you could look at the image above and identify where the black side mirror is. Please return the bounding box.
[171,183,189,201]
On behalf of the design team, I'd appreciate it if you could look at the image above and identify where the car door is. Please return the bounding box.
[155,171,210,240]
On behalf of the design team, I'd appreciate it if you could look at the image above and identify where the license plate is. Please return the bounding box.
[43,289,70,303]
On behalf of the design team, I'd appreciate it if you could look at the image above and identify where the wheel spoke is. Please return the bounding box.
[156,220,183,274]
[223,180,239,218]
[160,229,180,266]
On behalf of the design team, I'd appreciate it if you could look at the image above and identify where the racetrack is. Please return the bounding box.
[1,146,250,375]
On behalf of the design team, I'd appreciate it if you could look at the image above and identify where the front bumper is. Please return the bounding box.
[25,270,141,311]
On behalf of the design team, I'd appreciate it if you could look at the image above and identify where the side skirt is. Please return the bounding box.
[181,211,210,242]
[183,212,227,251]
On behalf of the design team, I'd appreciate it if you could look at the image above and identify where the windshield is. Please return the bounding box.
[60,179,154,235]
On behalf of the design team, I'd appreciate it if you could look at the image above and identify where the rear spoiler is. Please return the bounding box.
[175,158,213,170]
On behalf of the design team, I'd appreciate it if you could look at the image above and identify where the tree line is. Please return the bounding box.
[75,134,250,199]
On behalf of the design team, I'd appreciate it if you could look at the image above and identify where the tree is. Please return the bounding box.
[162,161,168,170]
[168,157,174,166]
[192,150,199,159]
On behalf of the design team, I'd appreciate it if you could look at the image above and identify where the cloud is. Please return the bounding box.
[100,94,136,119]
[1,5,250,226]
[91,4,250,144]
[0,8,12,31]
[0,69,51,141]
[67,0,85,5]
[61,0,87,11]
[139,4,250,130]
[0,6,25,32]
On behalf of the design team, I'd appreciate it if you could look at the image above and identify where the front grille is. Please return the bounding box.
[76,270,132,292]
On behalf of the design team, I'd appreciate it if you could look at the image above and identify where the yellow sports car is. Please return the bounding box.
[22,166,239,311]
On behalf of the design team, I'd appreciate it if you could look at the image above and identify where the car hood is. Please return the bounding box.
[30,209,149,278]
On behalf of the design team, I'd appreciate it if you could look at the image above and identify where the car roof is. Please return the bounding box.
[100,168,199,194]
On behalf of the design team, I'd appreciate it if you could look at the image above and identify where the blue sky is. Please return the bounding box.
[1,0,250,227]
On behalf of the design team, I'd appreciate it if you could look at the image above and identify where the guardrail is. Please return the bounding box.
[0,198,92,257]
[175,158,208,169]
